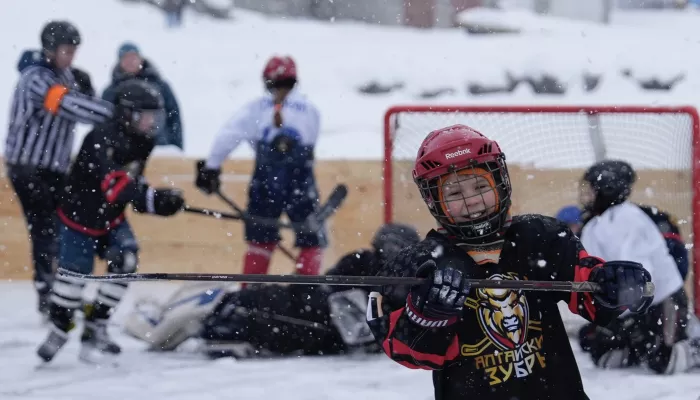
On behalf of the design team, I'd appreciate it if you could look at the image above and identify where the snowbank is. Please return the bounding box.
[1,0,700,162]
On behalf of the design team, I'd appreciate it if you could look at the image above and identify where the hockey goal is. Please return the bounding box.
[383,105,700,327]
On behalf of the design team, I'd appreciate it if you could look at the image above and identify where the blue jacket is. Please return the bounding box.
[102,59,183,149]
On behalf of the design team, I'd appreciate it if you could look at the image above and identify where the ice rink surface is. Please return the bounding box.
[0,282,698,400]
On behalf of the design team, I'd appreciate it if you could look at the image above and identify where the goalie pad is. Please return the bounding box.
[328,289,375,346]
[123,282,232,351]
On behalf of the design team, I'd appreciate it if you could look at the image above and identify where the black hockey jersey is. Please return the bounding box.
[368,215,623,400]
[58,121,155,236]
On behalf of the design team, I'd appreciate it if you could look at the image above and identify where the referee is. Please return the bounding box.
[4,21,113,316]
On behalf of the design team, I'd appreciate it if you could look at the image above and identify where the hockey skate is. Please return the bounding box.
[79,319,121,365]
[36,324,70,362]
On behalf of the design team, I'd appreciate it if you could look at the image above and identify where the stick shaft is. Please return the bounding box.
[55,268,649,295]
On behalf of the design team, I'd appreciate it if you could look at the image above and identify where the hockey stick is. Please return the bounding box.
[184,184,348,232]
[214,190,297,262]
[235,307,331,332]
[56,268,655,296]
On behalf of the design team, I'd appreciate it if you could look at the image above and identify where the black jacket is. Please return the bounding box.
[58,121,156,236]
[368,215,623,400]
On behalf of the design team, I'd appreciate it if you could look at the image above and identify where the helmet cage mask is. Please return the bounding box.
[416,155,511,244]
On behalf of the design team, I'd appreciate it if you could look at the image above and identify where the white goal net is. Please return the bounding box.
[383,105,700,333]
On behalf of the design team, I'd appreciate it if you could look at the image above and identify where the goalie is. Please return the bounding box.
[576,160,700,374]
[124,223,420,358]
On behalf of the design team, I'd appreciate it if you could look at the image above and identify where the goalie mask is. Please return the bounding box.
[413,124,512,245]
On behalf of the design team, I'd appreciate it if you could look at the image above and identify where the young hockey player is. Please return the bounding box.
[195,55,323,278]
[123,223,420,358]
[36,80,185,364]
[576,160,700,374]
[365,125,653,400]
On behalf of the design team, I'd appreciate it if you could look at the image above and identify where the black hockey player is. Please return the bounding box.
[123,223,420,358]
[365,125,653,400]
[37,80,185,364]
[577,160,700,374]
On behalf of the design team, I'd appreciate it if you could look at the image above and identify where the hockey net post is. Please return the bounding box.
[383,105,700,327]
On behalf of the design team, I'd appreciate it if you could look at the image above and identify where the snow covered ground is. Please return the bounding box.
[0,282,698,400]
[2,2,700,398]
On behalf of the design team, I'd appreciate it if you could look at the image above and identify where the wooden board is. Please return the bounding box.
[0,158,384,279]
[2,157,694,298]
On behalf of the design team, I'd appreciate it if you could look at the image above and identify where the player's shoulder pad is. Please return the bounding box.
[636,204,681,235]
[508,214,569,238]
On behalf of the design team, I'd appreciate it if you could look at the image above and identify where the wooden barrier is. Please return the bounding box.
[2,158,694,297]
[0,158,385,279]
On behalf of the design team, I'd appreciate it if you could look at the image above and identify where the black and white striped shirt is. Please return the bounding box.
[5,64,113,173]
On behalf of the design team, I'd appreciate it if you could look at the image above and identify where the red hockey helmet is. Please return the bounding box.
[263,56,297,89]
[413,124,512,244]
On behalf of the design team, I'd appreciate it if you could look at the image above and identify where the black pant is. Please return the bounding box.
[7,165,64,295]
[201,284,345,356]
[579,288,690,373]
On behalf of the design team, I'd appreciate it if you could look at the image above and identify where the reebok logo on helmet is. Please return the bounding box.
[444,148,471,159]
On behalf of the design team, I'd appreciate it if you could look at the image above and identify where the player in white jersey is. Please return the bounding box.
[195,56,325,278]
[577,160,700,374]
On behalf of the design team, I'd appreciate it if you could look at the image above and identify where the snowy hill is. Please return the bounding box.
[2,0,700,162]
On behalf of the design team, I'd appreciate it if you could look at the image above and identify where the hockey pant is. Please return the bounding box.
[579,288,700,374]
[50,220,139,331]
[243,176,327,276]
[7,165,64,298]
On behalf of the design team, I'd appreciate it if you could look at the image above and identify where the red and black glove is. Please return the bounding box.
[589,260,653,314]
[406,258,472,328]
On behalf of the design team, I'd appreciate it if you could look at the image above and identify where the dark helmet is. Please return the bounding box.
[114,80,164,136]
[581,160,636,215]
[371,223,420,262]
[41,21,81,52]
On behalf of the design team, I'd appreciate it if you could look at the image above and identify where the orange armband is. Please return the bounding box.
[44,85,69,115]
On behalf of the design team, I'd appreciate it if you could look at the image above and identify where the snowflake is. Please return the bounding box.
[431,245,444,258]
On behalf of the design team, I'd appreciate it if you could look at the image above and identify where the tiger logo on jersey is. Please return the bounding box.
[462,273,546,386]
[475,273,529,350]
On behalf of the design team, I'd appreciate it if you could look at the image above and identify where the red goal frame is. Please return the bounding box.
[383,105,700,316]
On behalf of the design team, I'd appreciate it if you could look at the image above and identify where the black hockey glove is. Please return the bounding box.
[195,160,220,195]
[406,258,472,328]
[589,260,653,314]
[153,188,185,216]
[71,67,95,97]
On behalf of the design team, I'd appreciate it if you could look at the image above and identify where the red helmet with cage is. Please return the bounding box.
[263,56,297,89]
[413,124,512,244]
